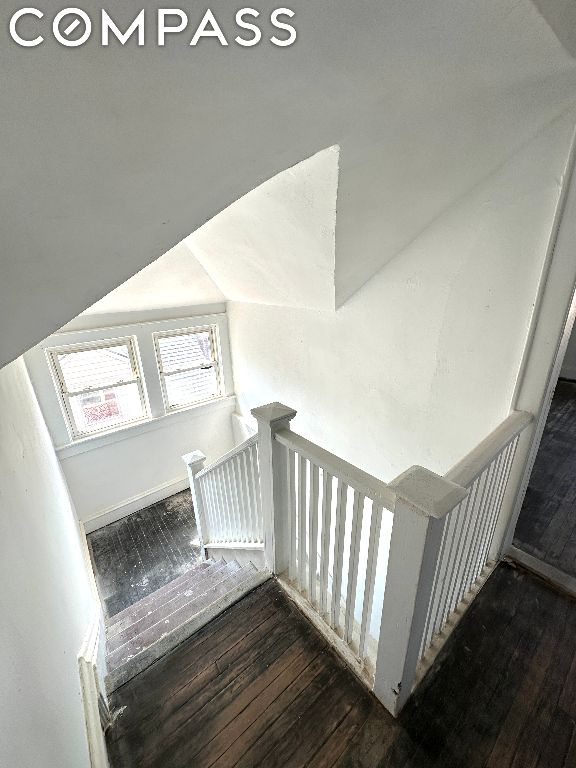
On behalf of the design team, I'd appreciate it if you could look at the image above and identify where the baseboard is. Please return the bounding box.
[507,545,576,598]
[79,612,110,768]
[78,521,107,687]
[83,476,189,533]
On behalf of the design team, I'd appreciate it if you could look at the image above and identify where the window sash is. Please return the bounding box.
[153,326,222,411]
[47,336,148,439]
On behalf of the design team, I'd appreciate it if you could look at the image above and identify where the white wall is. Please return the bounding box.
[188,146,338,311]
[228,110,576,481]
[0,358,94,768]
[61,399,235,529]
[24,311,236,527]
[81,241,225,317]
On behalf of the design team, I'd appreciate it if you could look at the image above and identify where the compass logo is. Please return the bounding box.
[9,7,297,48]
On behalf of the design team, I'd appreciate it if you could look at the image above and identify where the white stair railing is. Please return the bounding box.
[182,435,263,551]
[186,402,532,718]
[374,409,532,715]
[275,428,396,676]
[251,403,397,680]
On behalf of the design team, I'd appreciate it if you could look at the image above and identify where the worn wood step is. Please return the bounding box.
[106,563,270,693]
[107,560,243,654]
[106,558,214,631]
[107,559,228,640]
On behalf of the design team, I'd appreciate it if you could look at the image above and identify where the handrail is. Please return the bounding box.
[275,428,396,511]
[444,410,532,488]
[196,433,258,479]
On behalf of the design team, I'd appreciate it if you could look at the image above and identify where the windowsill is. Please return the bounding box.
[56,394,237,459]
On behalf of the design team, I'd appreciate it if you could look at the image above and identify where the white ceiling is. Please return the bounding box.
[186,146,338,310]
[82,242,224,315]
[2,0,576,365]
[81,146,337,316]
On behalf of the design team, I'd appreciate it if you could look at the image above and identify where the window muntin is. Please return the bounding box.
[47,337,148,438]
[154,326,222,411]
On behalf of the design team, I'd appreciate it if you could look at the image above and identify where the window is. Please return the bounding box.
[154,325,222,411]
[47,337,148,438]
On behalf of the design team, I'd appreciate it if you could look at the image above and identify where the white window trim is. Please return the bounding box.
[46,335,150,441]
[153,324,223,413]
[55,394,237,458]
[24,311,234,453]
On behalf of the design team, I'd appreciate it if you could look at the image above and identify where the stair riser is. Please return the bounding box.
[106,572,270,693]
[107,561,244,653]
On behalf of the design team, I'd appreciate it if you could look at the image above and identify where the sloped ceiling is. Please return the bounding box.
[78,147,337,316]
[186,146,338,310]
[81,241,224,316]
[534,0,576,57]
[2,0,576,366]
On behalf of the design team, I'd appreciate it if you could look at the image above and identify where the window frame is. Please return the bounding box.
[153,324,223,413]
[46,335,149,440]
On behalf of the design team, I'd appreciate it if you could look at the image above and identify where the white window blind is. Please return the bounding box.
[154,326,221,410]
[47,337,148,438]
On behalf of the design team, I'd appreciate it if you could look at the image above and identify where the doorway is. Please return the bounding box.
[513,352,576,579]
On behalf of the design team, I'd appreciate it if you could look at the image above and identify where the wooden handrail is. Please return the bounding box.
[274,428,396,511]
[444,410,532,488]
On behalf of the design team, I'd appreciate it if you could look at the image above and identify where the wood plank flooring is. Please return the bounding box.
[88,490,201,618]
[107,564,576,768]
[514,378,576,578]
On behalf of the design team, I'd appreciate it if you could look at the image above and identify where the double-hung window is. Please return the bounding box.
[154,325,222,411]
[47,337,148,439]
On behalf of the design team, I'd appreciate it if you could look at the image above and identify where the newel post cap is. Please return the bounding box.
[182,450,207,472]
[389,465,468,519]
[250,402,297,426]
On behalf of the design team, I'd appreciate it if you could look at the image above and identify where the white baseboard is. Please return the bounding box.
[507,545,576,598]
[83,476,189,533]
[79,613,110,768]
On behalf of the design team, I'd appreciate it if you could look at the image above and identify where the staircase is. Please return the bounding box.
[105,557,268,692]
[181,401,533,718]
[103,399,532,717]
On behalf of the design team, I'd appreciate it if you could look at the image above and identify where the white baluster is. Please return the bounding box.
[331,479,348,631]
[319,471,333,616]
[251,443,263,542]
[344,490,364,644]
[298,455,307,591]
[288,450,297,581]
[358,502,382,660]
[308,463,319,605]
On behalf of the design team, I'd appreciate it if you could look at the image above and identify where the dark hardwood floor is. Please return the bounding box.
[107,564,576,768]
[514,378,576,578]
[88,490,201,619]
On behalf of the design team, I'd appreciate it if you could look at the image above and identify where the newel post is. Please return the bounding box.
[374,466,467,716]
[182,450,207,558]
[251,402,297,574]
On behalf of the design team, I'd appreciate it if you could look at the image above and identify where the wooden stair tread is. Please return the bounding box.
[105,561,270,693]
[107,559,232,641]
[106,558,214,630]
